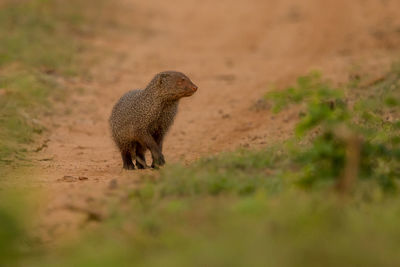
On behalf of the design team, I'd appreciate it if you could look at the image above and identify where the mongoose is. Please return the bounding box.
[109,71,198,170]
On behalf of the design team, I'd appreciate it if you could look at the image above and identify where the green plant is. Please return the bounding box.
[266,70,400,192]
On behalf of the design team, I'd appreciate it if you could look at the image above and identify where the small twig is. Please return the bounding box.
[360,75,385,88]
[37,157,53,161]
[335,127,362,194]
[0,159,12,164]
[64,204,105,222]
[34,139,50,152]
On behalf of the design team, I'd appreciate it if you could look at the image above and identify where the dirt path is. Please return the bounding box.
[32,0,400,242]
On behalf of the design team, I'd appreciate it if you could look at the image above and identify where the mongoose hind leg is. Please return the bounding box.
[121,150,135,170]
[135,142,148,169]
[152,131,164,150]
[151,154,165,169]
[150,148,165,168]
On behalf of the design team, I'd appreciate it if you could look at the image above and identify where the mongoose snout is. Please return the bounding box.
[175,77,198,97]
[109,71,197,170]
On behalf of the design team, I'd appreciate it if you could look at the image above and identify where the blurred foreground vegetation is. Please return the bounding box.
[2,62,400,266]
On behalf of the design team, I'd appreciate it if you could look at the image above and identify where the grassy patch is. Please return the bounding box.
[0,0,102,166]
[265,66,400,192]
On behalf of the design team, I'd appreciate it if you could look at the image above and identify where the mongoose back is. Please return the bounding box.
[109,71,198,169]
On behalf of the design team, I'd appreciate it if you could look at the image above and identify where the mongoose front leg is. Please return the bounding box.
[140,135,165,168]
[121,150,135,170]
[135,143,148,169]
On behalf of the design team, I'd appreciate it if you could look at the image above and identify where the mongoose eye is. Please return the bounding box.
[177,78,186,85]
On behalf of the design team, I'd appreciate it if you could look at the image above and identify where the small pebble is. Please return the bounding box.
[60,175,76,182]
[108,179,118,190]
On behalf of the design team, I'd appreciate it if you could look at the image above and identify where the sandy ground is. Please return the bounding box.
[26,0,400,242]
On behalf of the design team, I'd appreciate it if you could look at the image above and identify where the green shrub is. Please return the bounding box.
[266,70,400,192]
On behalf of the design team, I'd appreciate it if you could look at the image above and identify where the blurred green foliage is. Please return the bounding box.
[0,208,23,265]
[12,193,398,267]
[0,191,37,267]
[266,66,400,191]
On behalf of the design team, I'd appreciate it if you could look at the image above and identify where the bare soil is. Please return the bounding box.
[28,0,400,242]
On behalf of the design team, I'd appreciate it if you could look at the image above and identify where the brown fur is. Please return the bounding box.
[109,71,198,169]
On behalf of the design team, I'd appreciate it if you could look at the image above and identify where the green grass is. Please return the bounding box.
[44,194,400,267]
[0,0,88,71]
[1,63,399,266]
[0,0,100,166]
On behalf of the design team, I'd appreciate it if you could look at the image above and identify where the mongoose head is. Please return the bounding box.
[152,71,198,100]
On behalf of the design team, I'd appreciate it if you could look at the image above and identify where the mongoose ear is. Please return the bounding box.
[158,73,170,86]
